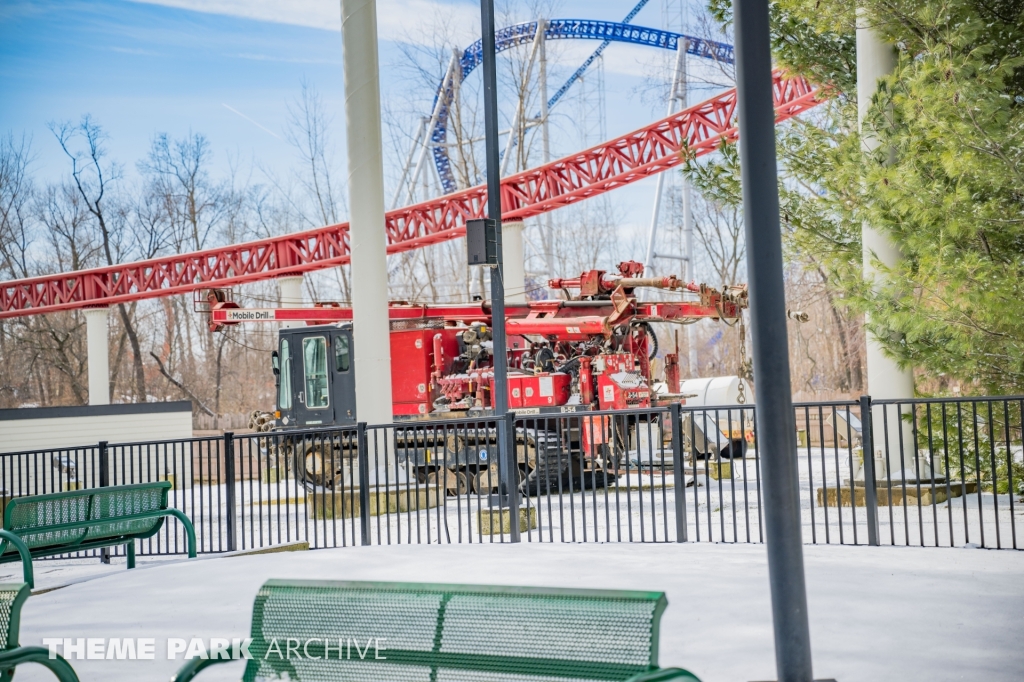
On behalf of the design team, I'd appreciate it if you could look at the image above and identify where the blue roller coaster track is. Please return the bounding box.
[430,19,734,194]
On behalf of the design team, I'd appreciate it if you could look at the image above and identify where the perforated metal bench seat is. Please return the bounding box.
[173,579,702,682]
[0,482,196,588]
[0,582,78,681]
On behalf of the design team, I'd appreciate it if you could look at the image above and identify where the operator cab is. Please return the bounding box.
[272,323,356,429]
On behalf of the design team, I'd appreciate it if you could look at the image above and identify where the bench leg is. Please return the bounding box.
[166,509,198,559]
[126,541,135,569]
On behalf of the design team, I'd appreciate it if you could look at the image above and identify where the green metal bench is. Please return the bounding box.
[0,482,196,588]
[0,582,78,681]
[173,579,702,682]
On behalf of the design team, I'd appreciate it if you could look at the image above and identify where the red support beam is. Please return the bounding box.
[0,72,825,319]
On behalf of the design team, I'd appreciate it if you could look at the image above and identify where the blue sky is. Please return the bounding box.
[0,0,730,240]
[2,0,357,183]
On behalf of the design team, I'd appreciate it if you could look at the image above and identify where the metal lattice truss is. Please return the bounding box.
[432,19,735,193]
[0,72,824,319]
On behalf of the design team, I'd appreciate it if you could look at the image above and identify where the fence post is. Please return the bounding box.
[502,412,521,543]
[99,441,110,564]
[224,432,237,552]
[356,423,371,546]
[859,395,880,546]
[669,404,688,543]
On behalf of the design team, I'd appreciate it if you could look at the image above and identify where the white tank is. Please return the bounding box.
[679,375,753,407]
[679,376,754,446]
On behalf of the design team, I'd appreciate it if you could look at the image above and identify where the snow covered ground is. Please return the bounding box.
[7,542,1023,682]
[140,450,1022,553]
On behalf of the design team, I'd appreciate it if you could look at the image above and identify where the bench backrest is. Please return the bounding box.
[3,483,171,550]
[243,579,667,682]
[0,583,29,651]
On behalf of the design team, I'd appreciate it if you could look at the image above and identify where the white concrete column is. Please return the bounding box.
[857,11,919,478]
[502,220,527,303]
[341,0,394,424]
[679,53,698,376]
[84,307,110,405]
[277,276,305,329]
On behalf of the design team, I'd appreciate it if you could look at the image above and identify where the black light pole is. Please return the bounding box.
[732,1,813,680]
[479,0,521,542]
[479,0,508,419]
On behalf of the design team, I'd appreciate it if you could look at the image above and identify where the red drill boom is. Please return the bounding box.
[205,262,747,419]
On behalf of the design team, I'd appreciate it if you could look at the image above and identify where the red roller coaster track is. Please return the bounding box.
[0,71,824,319]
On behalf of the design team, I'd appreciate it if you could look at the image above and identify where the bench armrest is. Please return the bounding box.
[625,667,702,682]
[0,531,34,589]
[0,646,79,682]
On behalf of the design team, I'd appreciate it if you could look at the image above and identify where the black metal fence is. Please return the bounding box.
[2,395,1020,561]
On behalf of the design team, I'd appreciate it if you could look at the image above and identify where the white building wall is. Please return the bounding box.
[0,403,192,454]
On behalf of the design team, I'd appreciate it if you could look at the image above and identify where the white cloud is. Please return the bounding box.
[378,0,478,44]
[108,45,162,56]
[234,52,341,65]
[129,0,340,30]
[128,0,478,44]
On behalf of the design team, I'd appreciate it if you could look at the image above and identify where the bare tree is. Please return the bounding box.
[656,189,749,378]
[51,117,148,402]
[132,185,174,262]
[283,82,350,300]
[691,193,745,289]
[1,120,287,417]
[38,183,99,272]
[0,135,102,406]
[138,132,227,252]
[286,83,345,226]
[0,134,36,404]
[0,134,35,280]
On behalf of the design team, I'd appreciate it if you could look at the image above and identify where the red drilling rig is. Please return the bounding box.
[201,262,747,494]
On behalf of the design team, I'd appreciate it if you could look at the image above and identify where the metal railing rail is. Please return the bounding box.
[1,395,1019,559]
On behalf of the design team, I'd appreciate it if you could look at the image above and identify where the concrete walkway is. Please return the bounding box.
[10,542,1023,681]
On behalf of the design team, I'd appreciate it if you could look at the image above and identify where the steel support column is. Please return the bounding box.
[857,8,917,480]
[480,0,508,419]
[733,1,813,680]
[277,276,305,330]
[341,0,394,424]
[84,307,110,405]
[480,0,519,542]
[501,220,527,303]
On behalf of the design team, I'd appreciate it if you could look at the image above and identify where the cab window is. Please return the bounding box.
[302,336,330,409]
[334,334,351,372]
[278,339,292,410]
